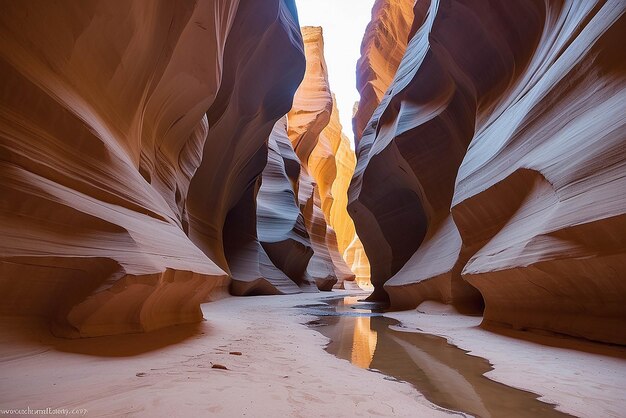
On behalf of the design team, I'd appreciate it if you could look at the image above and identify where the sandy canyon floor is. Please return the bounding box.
[1,290,625,418]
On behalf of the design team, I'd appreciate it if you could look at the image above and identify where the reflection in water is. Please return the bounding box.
[305,296,379,369]
[302,296,572,418]
[341,296,378,368]
[351,316,377,368]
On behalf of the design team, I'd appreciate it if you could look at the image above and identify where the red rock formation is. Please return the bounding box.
[286,27,341,290]
[287,27,370,290]
[308,97,363,288]
[351,0,626,343]
[453,3,626,344]
[288,27,333,166]
[0,0,305,335]
[353,0,415,144]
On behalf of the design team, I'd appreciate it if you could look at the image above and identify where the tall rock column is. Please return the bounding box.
[254,117,317,294]
[330,123,372,289]
[308,96,365,288]
[186,0,306,295]
[287,27,369,290]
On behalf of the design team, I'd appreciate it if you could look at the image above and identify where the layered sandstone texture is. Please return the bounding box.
[0,0,305,336]
[350,0,626,344]
[287,27,370,289]
[254,117,317,294]
[187,0,306,296]
[352,0,415,144]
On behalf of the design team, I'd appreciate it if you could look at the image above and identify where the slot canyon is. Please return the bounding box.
[0,0,624,417]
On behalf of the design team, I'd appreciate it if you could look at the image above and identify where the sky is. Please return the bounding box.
[295,0,376,148]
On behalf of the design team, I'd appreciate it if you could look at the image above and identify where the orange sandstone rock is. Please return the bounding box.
[0,0,305,336]
[288,26,333,167]
[353,0,415,145]
[287,27,370,290]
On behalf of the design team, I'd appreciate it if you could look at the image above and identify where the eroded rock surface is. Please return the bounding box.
[353,0,415,145]
[287,27,370,290]
[255,117,316,294]
[351,0,626,343]
[188,0,306,296]
[0,0,306,335]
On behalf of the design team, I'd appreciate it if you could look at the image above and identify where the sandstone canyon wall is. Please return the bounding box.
[254,117,317,295]
[214,24,371,295]
[352,0,415,145]
[350,0,626,344]
[287,27,370,291]
[0,0,307,336]
[187,0,307,296]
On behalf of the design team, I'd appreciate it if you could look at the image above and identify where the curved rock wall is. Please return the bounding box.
[288,27,333,166]
[186,0,306,295]
[0,0,306,336]
[286,27,371,290]
[255,117,316,294]
[351,0,626,343]
[308,97,365,288]
[353,0,415,145]
[453,2,626,344]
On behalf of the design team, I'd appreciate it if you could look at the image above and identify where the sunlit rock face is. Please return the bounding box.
[351,0,626,343]
[287,26,339,290]
[330,124,372,290]
[0,0,305,336]
[308,96,365,288]
[353,0,415,145]
[286,27,370,290]
[288,27,333,166]
[344,237,372,290]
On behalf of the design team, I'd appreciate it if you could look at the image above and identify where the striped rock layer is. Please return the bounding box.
[350,0,626,344]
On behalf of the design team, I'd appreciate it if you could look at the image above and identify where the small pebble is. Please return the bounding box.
[211,363,228,370]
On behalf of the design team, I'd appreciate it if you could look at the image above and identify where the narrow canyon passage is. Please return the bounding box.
[1,0,625,417]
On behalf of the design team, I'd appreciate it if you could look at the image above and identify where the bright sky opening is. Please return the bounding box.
[295,0,376,148]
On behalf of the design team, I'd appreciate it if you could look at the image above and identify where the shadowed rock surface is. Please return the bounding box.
[187,0,306,296]
[350,0,626,343]
[255,117,316,294]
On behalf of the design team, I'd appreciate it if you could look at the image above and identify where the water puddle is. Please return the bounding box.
[300,296,572,418]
